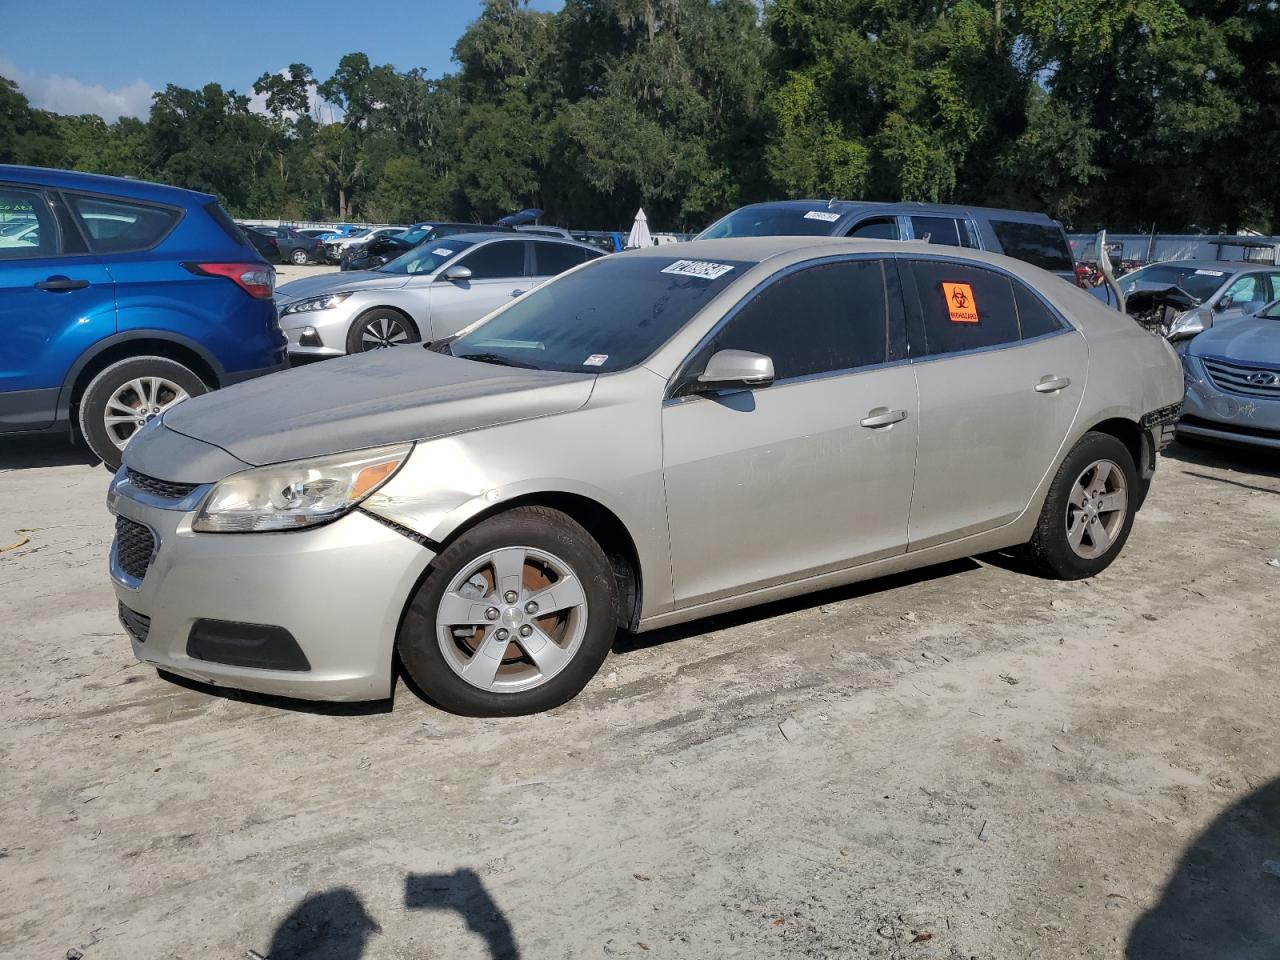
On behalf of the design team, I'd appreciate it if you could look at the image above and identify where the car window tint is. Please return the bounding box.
[908,261,1020,355]
[990,220,1074,271]
[702,260,890,381]
[534,242,590,276]
[0,187,57,260]
[910,216,962,246]
[66,194,180,253]
[1224,273,1266,304]
[459,240,526,279]
[1267,273,1280,301]
[847,218,899,240]
[1012,281,1064,339]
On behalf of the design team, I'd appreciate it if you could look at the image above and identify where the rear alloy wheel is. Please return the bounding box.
[1022,431,1138,579]
[346,308,420,353]
[290,247,311,265]
[398,506,619,715]
[78,356,208,470]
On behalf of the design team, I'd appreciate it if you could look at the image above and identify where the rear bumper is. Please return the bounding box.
[222,347,290,385]
[109,479,436,702]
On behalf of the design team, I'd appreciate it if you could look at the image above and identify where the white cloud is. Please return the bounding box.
[0,57,153,121]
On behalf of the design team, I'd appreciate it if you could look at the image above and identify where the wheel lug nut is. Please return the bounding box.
[504,590,518,603]
[519,625,533,638]
[525,601,538,614]
[495,628,509,641]
[485,607,499,621]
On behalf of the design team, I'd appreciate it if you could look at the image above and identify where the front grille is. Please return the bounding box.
[1201,357,1280,399]
[127,469,198,499]
[118,603,151,644]
[114,516,156,581]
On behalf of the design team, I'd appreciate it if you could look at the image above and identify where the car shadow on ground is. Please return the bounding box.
[0,434,100,471]
[155,669,394,716]
[261,870,520,960]
[615,557,983,654]
[1127,776,1280,959]
[1162,438,1280,482]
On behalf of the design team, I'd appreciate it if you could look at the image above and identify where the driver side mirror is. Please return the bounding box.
[441,264,472,282]
[1215,295,1233,311]
[692,349,775,392]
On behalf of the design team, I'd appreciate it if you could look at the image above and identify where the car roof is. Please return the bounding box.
[0,164,216,206]
[1135,259,1267,272]
[731,199,1061,225]
[453,231,599,251]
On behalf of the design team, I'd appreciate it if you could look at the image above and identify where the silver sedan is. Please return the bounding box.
[109,237,1184,715]
[275,233,603,357]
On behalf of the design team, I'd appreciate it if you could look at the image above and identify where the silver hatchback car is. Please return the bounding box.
[276,233,603,357]
[109,238,1184,715]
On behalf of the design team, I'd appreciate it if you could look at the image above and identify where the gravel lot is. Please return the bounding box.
[2,421,1278,958]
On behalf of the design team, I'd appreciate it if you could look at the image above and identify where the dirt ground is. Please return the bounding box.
[1,433,1278,960]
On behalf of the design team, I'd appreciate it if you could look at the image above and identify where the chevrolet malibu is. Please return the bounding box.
[108,238,1184,716]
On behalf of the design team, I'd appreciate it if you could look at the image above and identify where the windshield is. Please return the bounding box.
[378,237,474,275]
[1120,264,1229,302]
[699,205,843,239]
[450,254,754,373]
[394,224,439,246]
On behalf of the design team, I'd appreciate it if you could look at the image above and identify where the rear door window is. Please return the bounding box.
[458,240,527,279]
[533,242,593,276]
[696,259,892,381]
[989,220,1074,272]
[0,186,58,260]
[910,217,962,247]
[906,260,1021,356]
[66,194,181,253]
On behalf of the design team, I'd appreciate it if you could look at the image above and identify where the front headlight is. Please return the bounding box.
[193,443,413,532]
[280,292,353,316]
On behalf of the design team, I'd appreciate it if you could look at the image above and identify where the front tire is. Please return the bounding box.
[78,356,208,470]
[398,506,619,716]
[290,247,311,265]
[345,308,421,353]
[1022,431,1139,580]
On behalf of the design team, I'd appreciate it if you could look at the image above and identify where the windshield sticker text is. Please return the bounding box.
[432,248,454,257]
[584,354,608,367]
[1194,269,1225,276]
[661,259,735,281]
[942,282,979,323]
[803,210,841,222]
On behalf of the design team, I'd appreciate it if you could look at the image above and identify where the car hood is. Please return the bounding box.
[276,269,410,301]
[1189,315,1280,364]
[150,348,597,476]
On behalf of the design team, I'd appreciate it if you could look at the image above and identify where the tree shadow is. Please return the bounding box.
[0,434,99,470]
[405,869,522,959]
[1127,777,1280,958]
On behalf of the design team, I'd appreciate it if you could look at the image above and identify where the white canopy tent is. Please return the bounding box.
[626,208,652,249]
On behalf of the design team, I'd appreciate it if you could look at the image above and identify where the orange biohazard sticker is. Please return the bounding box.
[942,282,979,323]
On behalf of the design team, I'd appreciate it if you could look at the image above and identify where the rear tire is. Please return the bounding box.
[345,308,421,353]
[290,248,310,265]
[1021,431,1139,580]
[77,356,208,470]
[398,506,619,716]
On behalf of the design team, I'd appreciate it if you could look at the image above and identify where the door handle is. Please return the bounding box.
[860,407,908,428]
[36,275,90,292]
[1035,375,1071,393]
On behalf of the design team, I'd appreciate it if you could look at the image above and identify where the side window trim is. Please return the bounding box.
[894,253,1074,363]
[665,253,909,401]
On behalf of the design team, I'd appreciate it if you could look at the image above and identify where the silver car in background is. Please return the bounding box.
[109,238,1183,716]
[1099,260,1280,338]
[276,233,603,357]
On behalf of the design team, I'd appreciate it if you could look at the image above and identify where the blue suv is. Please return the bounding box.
[0,166,287,469]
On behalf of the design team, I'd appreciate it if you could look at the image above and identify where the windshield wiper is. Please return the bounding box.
[455,352,539,369]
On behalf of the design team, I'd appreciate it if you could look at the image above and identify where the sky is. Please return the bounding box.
[1,0,563,121]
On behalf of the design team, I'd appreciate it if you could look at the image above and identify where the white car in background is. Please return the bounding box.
[324,227,403,263]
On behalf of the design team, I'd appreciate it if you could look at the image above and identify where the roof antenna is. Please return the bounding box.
[827,197,836,209]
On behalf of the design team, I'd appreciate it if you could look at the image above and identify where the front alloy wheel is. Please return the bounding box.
[398,506,618,715]
[347,309,421,353]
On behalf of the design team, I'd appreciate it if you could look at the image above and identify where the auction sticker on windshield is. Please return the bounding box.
[1194,269,1225,276]
[942,282,979,323]
[661,260,735,281]
[432,248,454,256]
[803,210,841,222]
[583,354,608,367]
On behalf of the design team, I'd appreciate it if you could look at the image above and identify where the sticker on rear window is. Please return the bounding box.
[942,282,979,323]
[432,247,454,256]
[803,210,841,222]
[584,354,608,367]
[1194,269,1225,276]
[661,259,735,281]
